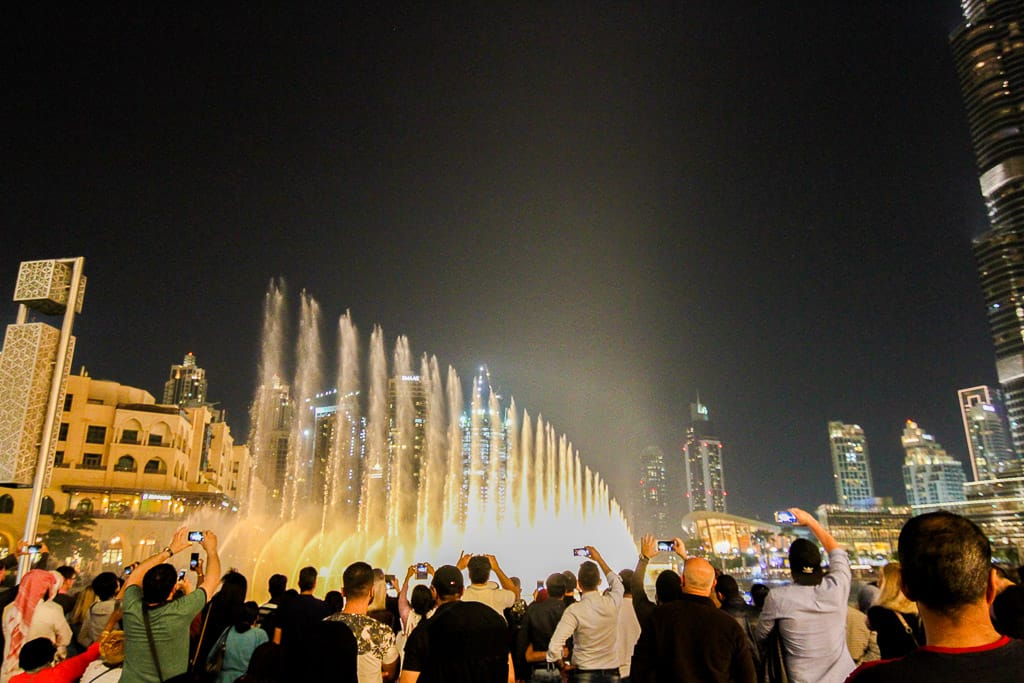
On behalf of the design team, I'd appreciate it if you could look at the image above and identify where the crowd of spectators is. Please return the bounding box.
[0,508,1021,682]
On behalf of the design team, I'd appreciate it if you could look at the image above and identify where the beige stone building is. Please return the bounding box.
[0,370,249,570]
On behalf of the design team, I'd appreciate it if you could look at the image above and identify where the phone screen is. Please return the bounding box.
[656,540,673,552]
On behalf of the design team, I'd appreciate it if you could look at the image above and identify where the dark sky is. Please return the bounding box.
[2,2,993,523]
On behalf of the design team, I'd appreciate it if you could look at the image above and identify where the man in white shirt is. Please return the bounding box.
[326,561,399,683]
[547,546,624,682]
[459,553,517,618]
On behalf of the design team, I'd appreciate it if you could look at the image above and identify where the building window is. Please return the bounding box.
[121,429,139,444]
[0,495,13,514]
[40,497,55,515]
[53,451,65,467]
[76,499,93,514]
[148,434,163,447]
[58,423,69,441]
[63,394,73,412]
[82,453,102,469]
[114,456,136,472]
[85,426,107,444]
[144,458,165,474]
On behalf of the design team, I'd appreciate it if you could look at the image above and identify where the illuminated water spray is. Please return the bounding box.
[216,282,635,591]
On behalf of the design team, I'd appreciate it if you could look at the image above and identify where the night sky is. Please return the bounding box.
[2,3,993,524]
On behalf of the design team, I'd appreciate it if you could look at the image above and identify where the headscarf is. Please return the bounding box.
[2,569,59,681]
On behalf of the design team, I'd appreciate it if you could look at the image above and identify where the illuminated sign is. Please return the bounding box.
[142,493,171,501]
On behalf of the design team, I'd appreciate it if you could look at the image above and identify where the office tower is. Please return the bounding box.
[958,385,1019,480]
[952,1,1024,456]
[902,420,967,507]
[828,421,875,508]
[460,367,508,521]
[683,399,727,513]
[162,352,208,408]
[639,446,670,536]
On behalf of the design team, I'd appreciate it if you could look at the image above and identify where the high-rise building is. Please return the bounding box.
[461,368,508,522]
[639,446,670,536]
[828,421,875,508]
[951,1,1024,456]
[162,352,208,408]
[902,420,967,507]
[683,400,727,514]
[958,385,1019,480]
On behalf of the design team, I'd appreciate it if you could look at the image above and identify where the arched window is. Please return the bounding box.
[40,496,55,515]
[114,455,137,472]
[76,498,93,514]
[0,496,12,514]
[144,458,166,474]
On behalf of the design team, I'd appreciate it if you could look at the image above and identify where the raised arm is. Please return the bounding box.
[121,527,191,594]
[487,555,518,595]
[790,507,839,554]
[197,530,221,601]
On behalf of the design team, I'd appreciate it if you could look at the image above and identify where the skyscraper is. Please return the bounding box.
[957,385,1018,480]
[901,420,967,507]
[162,352,207,408]
[952,0,1024,456]
[828,421,875,508]
[683,400,727,514]
[638,446,670,536]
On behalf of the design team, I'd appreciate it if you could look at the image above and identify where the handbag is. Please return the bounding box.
[205,627,230,674]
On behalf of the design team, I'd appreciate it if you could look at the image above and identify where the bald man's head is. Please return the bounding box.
[681,558,716,597]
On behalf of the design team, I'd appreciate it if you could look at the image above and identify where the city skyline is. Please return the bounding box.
[2,3,994,520]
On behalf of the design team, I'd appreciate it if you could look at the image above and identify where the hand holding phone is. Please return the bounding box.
[187,531,204,542]
[656,540,674,552]
[189,552,200,570]
[774,510,797,524]
[573,547,591,558]
[415,563,428,579]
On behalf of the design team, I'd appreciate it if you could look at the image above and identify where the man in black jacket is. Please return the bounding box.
[516,574,567,682]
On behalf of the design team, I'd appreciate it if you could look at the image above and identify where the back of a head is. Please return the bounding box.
[342,561,375,599]
[298,566,318,592]
[432,565,464,599]
[545,573,566,598]
[410,584,434,616]
[325,590,344,613]
[268,573,287,598]
[578,561,601,591]
[716,574,740,599]
[235,600,260,633]
[992,584,1024,639]
[467,555,491,584]
[19,637,56,672]
[619,569,634,595]
[682,558,717,597]
[788,538,823,586]
[898,511,991,615]
[92,572,119,601]
[562,571,576,594]
[142,564,178,604]
[56,566,77,581]
[655,569,684,604]
[219,570,249,605]
[750,583,769,610]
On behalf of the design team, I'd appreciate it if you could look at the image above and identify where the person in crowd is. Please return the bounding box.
[66,584,95,655]
[992,583,1024,638]
[459,554,517,618]
[191,569,249,672]
[237,641,285,683]
[397,564,434,655]
[120,527,221,683]
[865,563,922,659]
[754,508,855,683]
[546,546,623,681]
[326,562,399,683]
[2,570,73,682]
[76,573,119,650]
[80,629,125,683]
[211,600,268,683]
[749,584,769,614]
[561,572,577,606]
[400,565,513,682]
[9,636,100,683]
[325,591,344,614]
[256,574,286,637]
[846,603,878,667]
[516,574,567,682]
[847,512,1024,682]
[716,574,758,650]
[50,569,76,619]
[503,576,527,654]
[630,557,756,683]
[367,569,398,632]
[616,569,640,683]
[630,536,684,628]
[272,566,330,664]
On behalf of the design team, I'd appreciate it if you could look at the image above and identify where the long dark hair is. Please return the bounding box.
[235,601,260,634]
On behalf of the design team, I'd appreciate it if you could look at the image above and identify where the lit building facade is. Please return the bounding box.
[638,446,670,537]
[828,421,875,508]
[460,369,508,522]
[162,352,208,408]
[902,420,967,507]
[816,503,911,565]
[683,400,727,514]
[958,385,1019,480]
[952,0,1024,456]
[0,371,249,569]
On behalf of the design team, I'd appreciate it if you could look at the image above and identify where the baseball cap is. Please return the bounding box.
[431,565,464,597]
[789,538,824,586]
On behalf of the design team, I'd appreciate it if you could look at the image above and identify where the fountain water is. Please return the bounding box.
[213,282,636,593]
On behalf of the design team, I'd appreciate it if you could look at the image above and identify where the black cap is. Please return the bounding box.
[431,565,464,597]
[789,538,823,586]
